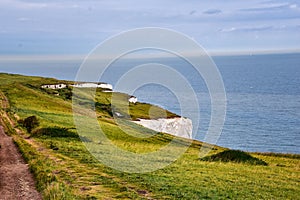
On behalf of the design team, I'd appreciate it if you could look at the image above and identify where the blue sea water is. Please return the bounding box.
[0,53,299,154]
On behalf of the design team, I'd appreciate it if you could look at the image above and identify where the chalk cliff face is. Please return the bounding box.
[133,117,193,139]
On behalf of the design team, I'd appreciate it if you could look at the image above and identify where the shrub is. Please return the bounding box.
[32,127,78,138]
[22,116,40,133]
[200,149,268,166]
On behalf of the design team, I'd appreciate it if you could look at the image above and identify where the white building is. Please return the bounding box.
[41,84,67,89]
[72,83,113,90]
[98,83,113,90]
[128,96,137,103]
[41,82,113,90]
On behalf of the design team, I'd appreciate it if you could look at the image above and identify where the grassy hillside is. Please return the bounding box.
[0,73,299,199]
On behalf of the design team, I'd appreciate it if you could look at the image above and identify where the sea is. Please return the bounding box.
[0,53,299,154]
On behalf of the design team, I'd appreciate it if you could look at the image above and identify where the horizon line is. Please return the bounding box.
[0,49,299,62]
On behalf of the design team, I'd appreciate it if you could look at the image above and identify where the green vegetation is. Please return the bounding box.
[20,115,40,133]
[0,73,299,199]
[200,149,268,166]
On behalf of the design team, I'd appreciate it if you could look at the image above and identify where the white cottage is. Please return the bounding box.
[98,83,113,90]
[41,82,113,90]
[41,84,67,89]
[128,96,137,104]
[72,83,113,90]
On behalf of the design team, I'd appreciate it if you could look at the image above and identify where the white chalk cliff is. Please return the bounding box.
[133,117,193,139]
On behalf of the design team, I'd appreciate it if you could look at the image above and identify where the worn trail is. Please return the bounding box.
[0,125,42,200]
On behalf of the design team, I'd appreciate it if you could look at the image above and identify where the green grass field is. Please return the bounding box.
[0,73,299,199]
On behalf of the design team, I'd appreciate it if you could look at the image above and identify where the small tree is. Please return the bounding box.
[23,116,39,133]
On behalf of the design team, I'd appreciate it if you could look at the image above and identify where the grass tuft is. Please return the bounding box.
[32,127,78,138]
[200,149,268,166]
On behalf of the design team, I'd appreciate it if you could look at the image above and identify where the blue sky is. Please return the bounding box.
[0,0,299,55]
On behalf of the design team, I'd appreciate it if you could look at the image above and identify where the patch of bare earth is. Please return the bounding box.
[0,125,42,200]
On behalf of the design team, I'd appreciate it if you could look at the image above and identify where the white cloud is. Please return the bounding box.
[220,27,237,33]
[0,0,299,53]
[220,26,273,32]
[239,2,297,12]
[289,4,298,9]
[0,0,49,9]
[219,24,300,33]
[17,17,31,22]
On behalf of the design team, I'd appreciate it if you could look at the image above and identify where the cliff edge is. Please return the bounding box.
[133,117,193,139]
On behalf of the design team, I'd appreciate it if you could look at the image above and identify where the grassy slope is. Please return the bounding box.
[0,73,299,199]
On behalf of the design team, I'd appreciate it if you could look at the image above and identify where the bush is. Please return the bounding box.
[32,127,78,138]
[22,116,40,133]
[200,149,268,166]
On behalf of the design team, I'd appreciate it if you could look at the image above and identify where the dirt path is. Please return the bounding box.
[0,125,42,200]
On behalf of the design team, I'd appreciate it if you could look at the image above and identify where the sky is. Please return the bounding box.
[0,0,300,56]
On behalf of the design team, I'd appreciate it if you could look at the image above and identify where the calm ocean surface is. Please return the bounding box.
[1,53,299,154]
